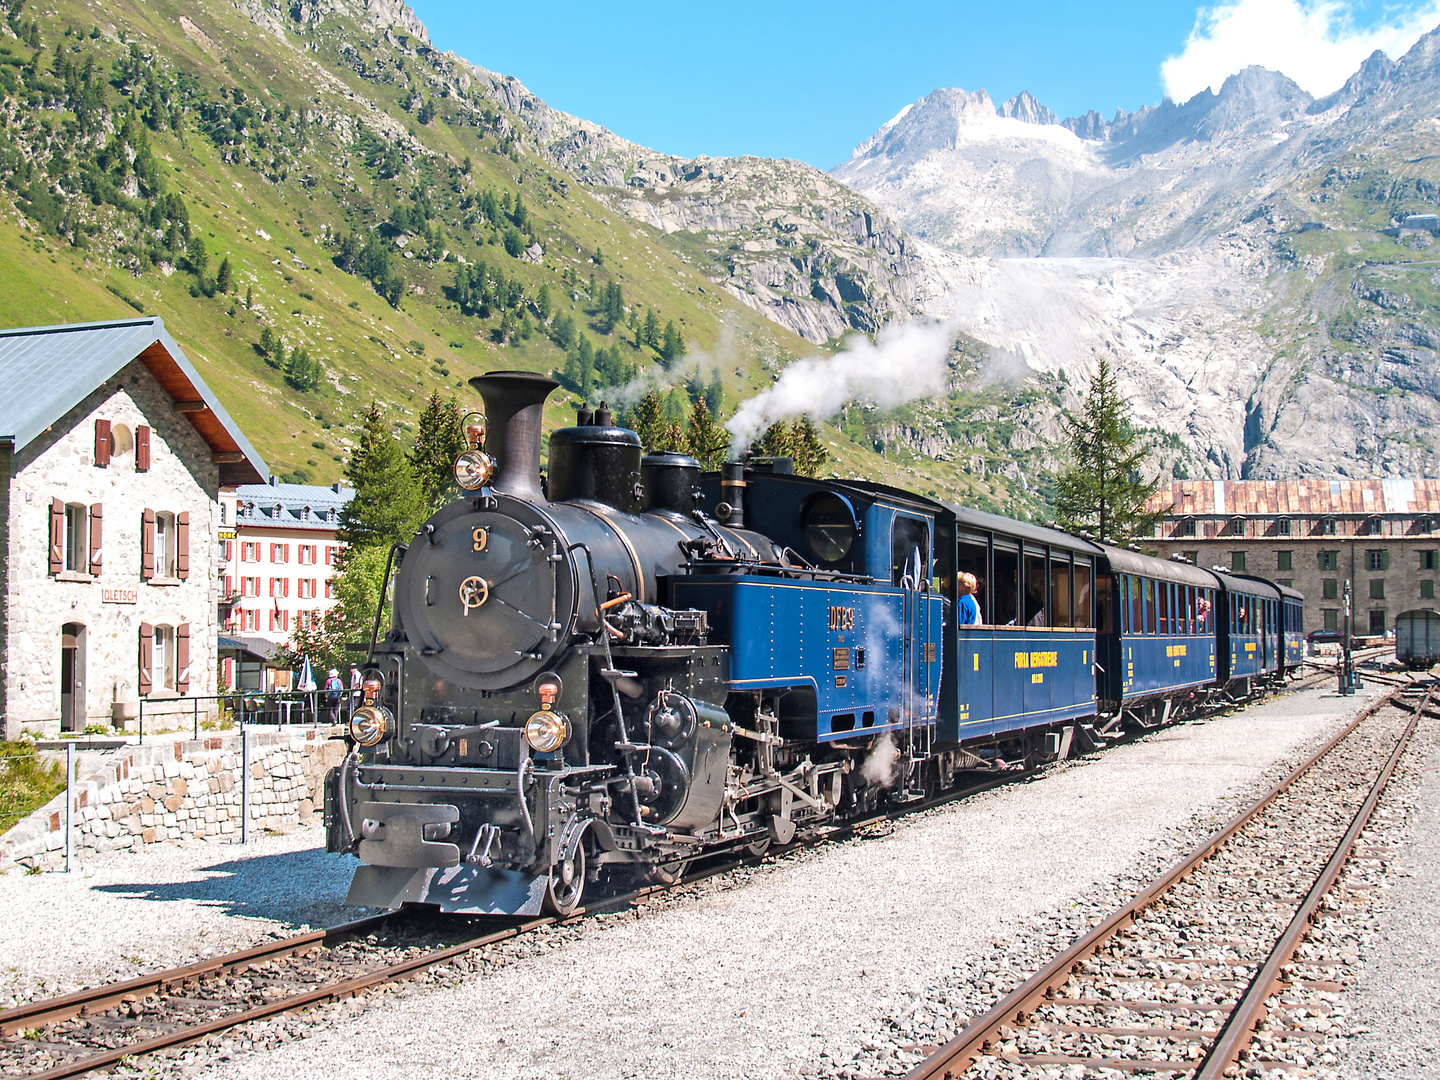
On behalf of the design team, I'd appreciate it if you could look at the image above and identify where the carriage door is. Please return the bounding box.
[892,514,934,743]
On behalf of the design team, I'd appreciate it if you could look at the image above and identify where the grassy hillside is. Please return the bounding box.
[0,0,1052,518]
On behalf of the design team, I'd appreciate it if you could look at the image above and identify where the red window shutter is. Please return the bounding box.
[94,419,111,467]
[48,498,64,575]
[283,577,289,597]
[176,623,191,694]
[138,623,153,695]
[136,426,151,471]
[88,502,103,575]
[176,512,190,580]
[141,508,155,579]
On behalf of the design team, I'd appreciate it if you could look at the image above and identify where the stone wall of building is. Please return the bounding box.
[5,358,222,737]
[0,729,346,868]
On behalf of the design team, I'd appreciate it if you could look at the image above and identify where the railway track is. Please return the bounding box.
[0,670,1348,1079]
[903,679,1430,1080]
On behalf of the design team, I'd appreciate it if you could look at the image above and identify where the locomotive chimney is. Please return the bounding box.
[470,371,558,502]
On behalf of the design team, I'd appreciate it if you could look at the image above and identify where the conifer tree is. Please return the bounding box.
[1054,354,1161,543]
[629,391,667,453]
[337,402,426,559]
[660,321,685,368]
[790,417,829,478]
[684,397,728,470]
[409,391,466,508]
[704,366,723,416]
[215,255,232,293]
[753,422,796,461]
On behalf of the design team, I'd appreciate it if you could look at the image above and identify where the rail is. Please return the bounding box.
[903,681,1423,1080]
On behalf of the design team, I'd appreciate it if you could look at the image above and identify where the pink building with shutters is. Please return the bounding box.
[0,319,267,738]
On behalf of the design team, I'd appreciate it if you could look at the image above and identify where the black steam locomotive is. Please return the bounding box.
[325,371,1303,915]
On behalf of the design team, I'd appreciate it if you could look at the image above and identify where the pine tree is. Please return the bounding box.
[244,285,253,310]
[629,391,667,453]
[409,391,466,508]
[215,256,232,293]
[258,326,275,362]
[642,308,660,349]
[185,235,208,276]
[337,402,427,558]
[704,366,723,416]
[790,417,829,478]
[684,397,728,470]
[537,282,552,322]
[1054,354,1162,543]
[754,422,797,461]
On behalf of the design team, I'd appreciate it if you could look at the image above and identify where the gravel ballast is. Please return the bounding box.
[138,683,1378,1080]
[0,826,362,1003]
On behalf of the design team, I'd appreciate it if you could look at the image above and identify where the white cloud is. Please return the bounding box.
[1161,0,1440,103]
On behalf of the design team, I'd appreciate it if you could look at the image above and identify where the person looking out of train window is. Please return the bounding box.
[1197,596,1211,628]
[957,573,981,626]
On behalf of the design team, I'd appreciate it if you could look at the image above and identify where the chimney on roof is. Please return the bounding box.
[270,476,279,487]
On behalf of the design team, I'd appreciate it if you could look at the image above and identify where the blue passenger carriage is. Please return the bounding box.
[1094,546,1218,722]
[1216,572,1280,688]
[941,510,1099,746]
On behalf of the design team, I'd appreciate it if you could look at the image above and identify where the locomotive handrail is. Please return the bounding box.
[367,542,404,660]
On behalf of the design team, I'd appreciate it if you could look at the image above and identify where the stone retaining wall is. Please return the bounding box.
[0,729,347,867]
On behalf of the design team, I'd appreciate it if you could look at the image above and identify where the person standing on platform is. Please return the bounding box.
[324,668,344,724]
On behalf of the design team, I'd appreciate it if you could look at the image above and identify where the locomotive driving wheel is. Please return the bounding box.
[542,843,587,916]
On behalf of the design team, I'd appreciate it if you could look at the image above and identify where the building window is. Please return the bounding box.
[64,503,88,572]
[1418,516,1434,534]
[1276,550,1292,571]
[270,543,289,563]
[1275,517,1291,536]
[242,609,259,632]
[1422,550,1439,570]
[153,624,175,691]
[325,545,337,566]
[1320,517,1337,536]
[1322,579,1338,599]
[269,609,290,633]
[269,577,289,598]
[1318,551,1338,571]
[155,512,178,577]
[241,542,258,562]
[1181,550,1199,565]
[1323,609,1339,630]
[1369,610,1387,635]
[219,501,227,525]
[1366,549,1388,571]
[324,580,334,600]
[1178,517,1197,538]
[1230,551,1247,572]
[1276,579,1293,588]
[1422,580,1435,600]
[1370,579,1385,600]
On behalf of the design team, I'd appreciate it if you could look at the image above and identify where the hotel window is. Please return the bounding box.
[241,542,259,562]
[269,577,289,598]
[325,545,338,566]
[1366,549,1388,571]
[324,580,334,600]
[1422,550,1439,570]
[270,543,289,563]
[1318,550,1338,571]
[298,544,317,565]
[1230,551,1247,572]
[1276,550,1292,571]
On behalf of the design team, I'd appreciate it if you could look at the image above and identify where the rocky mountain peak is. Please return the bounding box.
[997,90,1059,126]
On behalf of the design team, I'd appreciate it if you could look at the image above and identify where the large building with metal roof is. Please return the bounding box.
[1145,479,1440,637]
[0,317,268,736]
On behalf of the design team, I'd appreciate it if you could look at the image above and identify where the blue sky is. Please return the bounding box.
[409,0,1440,169]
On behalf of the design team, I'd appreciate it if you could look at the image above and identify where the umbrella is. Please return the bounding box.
[297,656,317,692]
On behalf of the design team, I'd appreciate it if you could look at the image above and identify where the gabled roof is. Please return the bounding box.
[1149,479,1440,517]
[0,316,268,485]
[235,480,352,532]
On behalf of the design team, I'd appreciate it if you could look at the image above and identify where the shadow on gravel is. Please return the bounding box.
[91,848,360,922]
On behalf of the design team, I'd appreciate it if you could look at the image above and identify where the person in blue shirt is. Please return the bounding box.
[957,572,982,626]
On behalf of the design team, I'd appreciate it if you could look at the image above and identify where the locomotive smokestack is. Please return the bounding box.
[720,460,745,527]
[470,371,558,502]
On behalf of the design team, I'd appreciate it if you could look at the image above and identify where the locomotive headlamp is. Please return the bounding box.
[349,704,393,747]
[360,671,384,704]
[524,710,571,753]
[453,449,496,490]
[461,411,487,450]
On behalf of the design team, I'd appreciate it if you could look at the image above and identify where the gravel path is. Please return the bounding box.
[128,683,1375,1080]
[1330,710,1440,1079]
[0,825,362,1003]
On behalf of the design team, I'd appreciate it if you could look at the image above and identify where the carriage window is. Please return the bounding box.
[1186,586,1196,634]
[1074,561,1094,629]
[1128,575,1141,635]
[891,515,930,588]
[1142,578,1155,634]
[1158,581,1171,634]
[993,547,1019,625]
[1050,556,1073,627]
[1023,551,1048,626]
[956,540,988,624]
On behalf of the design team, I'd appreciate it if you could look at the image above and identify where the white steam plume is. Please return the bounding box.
[725,317,957,454]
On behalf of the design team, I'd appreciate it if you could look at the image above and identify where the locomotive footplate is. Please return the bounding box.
[347,863,553,915]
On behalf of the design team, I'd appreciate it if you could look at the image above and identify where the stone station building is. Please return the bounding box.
[1145,479,1440,636]
[0,318,267,737]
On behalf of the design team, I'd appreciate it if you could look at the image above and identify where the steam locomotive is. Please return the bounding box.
[324,371,1303,916]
